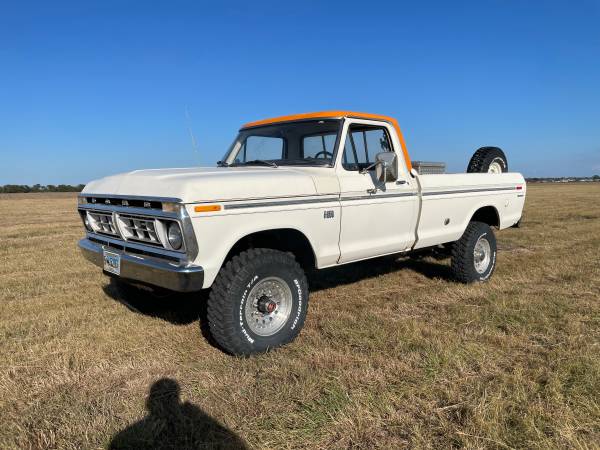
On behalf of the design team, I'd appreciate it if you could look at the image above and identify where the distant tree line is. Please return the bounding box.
[526,175,600,183]
[0,184,85,193]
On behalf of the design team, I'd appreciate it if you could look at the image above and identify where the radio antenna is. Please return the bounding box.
[185,106,201,164]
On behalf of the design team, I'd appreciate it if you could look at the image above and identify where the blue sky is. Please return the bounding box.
[1,0,599,185]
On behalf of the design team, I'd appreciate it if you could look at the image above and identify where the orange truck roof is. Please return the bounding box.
[241,111,412,171]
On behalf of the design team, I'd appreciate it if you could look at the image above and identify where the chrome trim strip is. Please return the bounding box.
[341,192,417,201]
[220,186,518,210]
[192,192,339,204]
[78,203,178,219]
[177,204,199,263]
[222,192,419,209]
[422,186,518,196]
[223,196,339,210]
[79,193,182,203]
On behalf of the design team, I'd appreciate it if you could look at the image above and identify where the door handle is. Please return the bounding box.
[396,180,407,185]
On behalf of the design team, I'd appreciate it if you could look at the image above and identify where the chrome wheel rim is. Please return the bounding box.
[488,160,503,174]
[473,236,491,274]
[245,276,292,336]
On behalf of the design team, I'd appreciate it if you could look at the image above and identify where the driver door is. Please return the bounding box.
[336,119,418,263]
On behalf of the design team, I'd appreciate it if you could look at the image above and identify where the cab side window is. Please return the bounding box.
[342,126,392,171]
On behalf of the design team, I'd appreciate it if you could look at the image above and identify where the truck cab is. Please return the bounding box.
[220,112,420,265]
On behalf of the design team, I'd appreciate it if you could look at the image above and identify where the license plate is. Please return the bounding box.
[103,250,121,275]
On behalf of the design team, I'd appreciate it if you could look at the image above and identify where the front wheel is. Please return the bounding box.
[451,221,497,283]
[207,248,309,356]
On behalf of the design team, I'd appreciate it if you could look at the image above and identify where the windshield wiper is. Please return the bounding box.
[216,160,230,167]
[243,159,278,168]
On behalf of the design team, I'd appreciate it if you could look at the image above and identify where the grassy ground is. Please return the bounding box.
[0,184,599,449]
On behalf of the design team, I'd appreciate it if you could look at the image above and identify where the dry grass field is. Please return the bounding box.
[1,184,599,449]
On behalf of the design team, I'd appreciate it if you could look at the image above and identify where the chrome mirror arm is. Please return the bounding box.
[360,160,384,175]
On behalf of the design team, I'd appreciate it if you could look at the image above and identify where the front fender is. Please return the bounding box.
[188,205,340,288]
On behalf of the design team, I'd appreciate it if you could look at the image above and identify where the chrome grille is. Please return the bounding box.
[87,211,118,236]
[79,202,187,254]
[117,215,162,246]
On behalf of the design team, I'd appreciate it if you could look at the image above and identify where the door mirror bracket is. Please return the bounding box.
[360,152,399,182]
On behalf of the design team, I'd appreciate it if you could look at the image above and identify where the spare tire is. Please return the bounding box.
[467,147,508,173]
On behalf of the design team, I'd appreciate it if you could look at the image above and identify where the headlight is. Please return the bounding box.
[167,222,183,250]
[82,211,93,231]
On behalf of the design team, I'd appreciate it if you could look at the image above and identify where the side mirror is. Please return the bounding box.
[375,152,398,183]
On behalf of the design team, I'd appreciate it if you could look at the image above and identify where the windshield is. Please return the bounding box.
[221,119,341,167]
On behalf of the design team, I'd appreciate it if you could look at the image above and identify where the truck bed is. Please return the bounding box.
[413,172,526,249]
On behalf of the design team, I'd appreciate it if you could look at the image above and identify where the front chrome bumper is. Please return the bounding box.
[79,237,204,292]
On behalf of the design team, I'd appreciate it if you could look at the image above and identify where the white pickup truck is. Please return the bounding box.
[78,111,526,355]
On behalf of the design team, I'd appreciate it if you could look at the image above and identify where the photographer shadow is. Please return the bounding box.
[109,378,247,450]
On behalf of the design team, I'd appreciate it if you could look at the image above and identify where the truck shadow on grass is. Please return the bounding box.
[103,253,453,329]
[109,377,247,450]
[103,279,218,347]
[308,253,454,291]
[103,279,206,325]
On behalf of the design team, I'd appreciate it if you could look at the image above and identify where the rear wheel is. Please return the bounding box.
[451,221,497,283]
[467,147,508,173]
[207,248,309,356]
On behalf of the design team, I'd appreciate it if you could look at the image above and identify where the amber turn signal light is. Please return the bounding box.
[194,204,221,213]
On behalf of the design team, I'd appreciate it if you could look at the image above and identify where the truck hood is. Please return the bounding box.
[82,167,323,203]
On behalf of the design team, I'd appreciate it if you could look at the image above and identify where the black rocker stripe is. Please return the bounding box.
[223,197,338,210]
[221,186,520,210]
[422,186,519,196]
